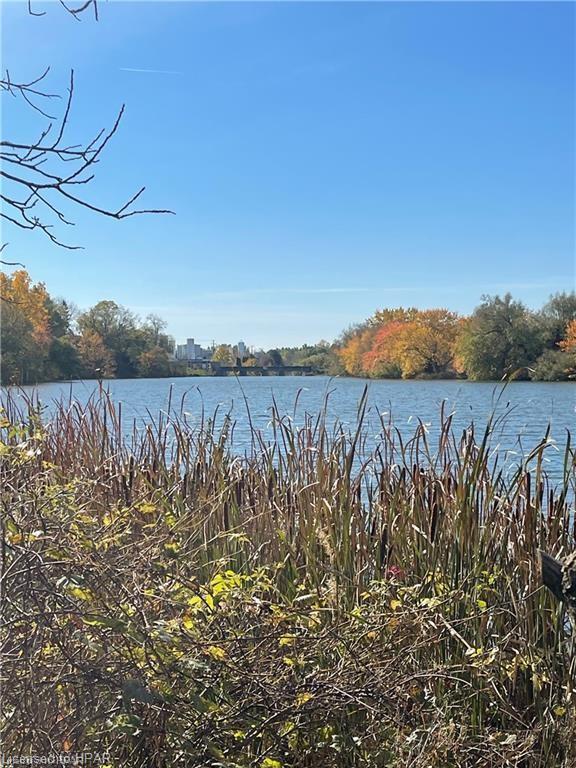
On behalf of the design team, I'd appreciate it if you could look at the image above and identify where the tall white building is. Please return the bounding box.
[175,338,210,361]
[237,341,247,360]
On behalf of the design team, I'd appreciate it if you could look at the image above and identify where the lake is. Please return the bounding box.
[6,376,575,483]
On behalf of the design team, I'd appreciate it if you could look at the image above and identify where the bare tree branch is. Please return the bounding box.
[0,242,25,268]
[1,69,174,250]
[28,0,98,21]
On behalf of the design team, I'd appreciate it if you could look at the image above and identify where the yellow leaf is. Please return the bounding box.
[182,615,195,630]
[390,599,402,611]
[205,645,226,662]
[137,502,157,515]
[296,692,314,706]
[261,759,282,768]
[67,586,92,602]
[553,705,566,717]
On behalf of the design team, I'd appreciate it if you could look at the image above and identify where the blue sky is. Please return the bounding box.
[2,1,574,348]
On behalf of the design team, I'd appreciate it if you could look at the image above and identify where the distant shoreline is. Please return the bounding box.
[5,374,574,389]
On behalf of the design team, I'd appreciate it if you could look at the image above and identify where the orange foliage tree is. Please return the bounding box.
[558,319,576,377]
[559,319,576,354]
[338,328,376,376]
[343,307,461,379]
[362,321,406,377]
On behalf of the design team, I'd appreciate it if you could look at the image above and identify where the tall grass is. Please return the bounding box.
[1,386,575,767]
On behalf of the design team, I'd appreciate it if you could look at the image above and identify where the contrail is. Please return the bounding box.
[120,67,182,75]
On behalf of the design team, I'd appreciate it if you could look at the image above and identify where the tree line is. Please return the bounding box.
[1,270,574,384]
[1,271,175,385]
[336,294,576,381]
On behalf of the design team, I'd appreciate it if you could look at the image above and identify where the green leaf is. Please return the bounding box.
[83,615,128,632]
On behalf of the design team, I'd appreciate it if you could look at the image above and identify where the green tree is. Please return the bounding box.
[457,294,543,380]
[278,342,344,375]
[78,301,137,345]
[540,292,576,347]
[531,349,572,382]
[265,349,284,366]
[0,301,37,384]
[138,346,171,378]
[46,337,82,381]
[144,314,169,347]
[78,301,143,377]
[45,297,72,338]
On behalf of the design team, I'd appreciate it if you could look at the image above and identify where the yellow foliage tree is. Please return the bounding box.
[393,309,460,378]
[0,270,52,383]
[211,344,233,364]
[1,270,50,345]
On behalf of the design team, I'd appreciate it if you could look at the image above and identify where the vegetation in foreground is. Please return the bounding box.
[2,269,575,385]
[1,388,576,767]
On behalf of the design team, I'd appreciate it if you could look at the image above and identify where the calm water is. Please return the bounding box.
[6,377,576,482]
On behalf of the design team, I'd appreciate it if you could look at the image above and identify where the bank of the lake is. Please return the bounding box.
[3,380,576,766]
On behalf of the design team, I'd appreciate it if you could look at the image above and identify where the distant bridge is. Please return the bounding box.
[211,363,314,376]
[177,360,314,376]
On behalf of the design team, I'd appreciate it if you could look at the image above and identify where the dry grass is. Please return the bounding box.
[1,385,575,767]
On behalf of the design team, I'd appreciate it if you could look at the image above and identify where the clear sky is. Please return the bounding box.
[2,1,574,349]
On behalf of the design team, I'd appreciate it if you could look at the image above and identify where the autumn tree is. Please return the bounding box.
[361,321,405,378]
[76,331,116,378]
[369,307,419,327]
[559,319,576,355]
[554,319,576,379]
[360,309,460,378]
[0,270,181,383]
[0,271,51,383]
[211,345,234,364]
[394,309,460,378]
[338,326,376,376]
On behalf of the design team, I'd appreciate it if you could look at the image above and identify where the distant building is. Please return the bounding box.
[175,338,211,362]
[237,341,247,360]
